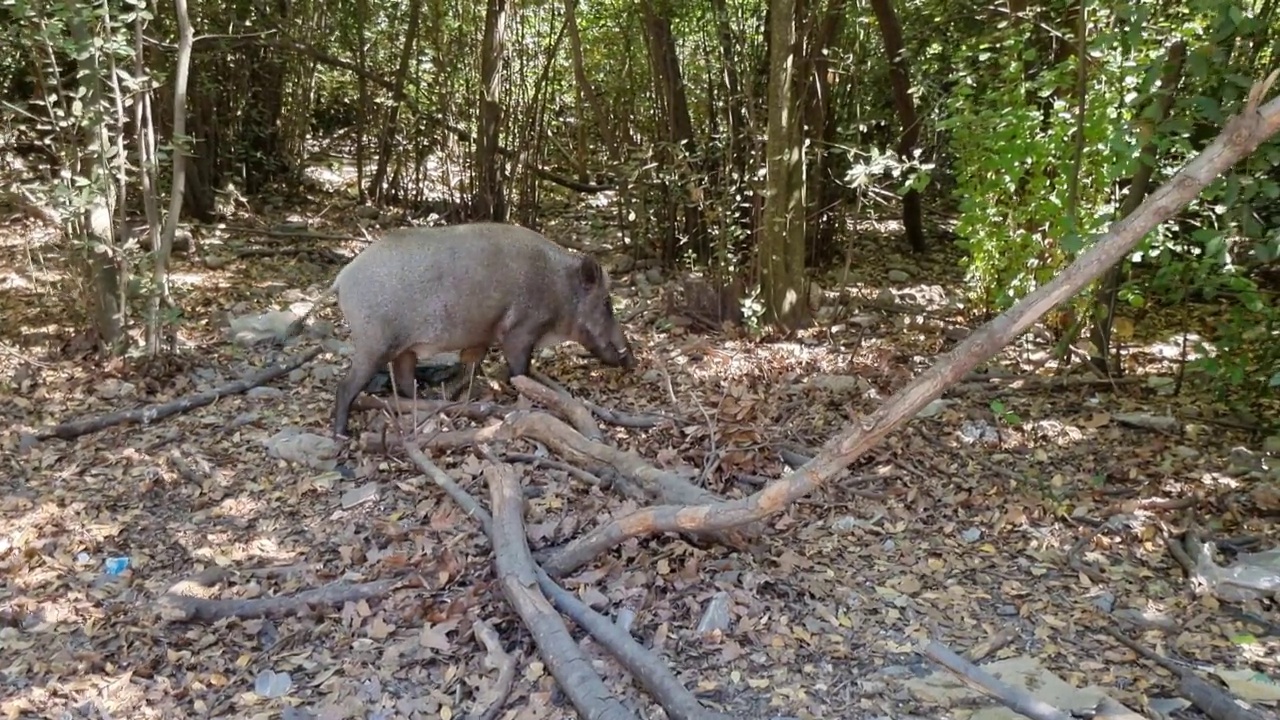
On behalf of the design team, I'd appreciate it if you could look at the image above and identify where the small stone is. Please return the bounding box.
[887,269,910,283]
[341,483,380,510]
[247,386,284,401]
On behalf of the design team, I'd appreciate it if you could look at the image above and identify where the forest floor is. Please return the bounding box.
[1,169,1278,720]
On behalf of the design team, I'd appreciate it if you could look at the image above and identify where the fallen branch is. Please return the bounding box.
[423,446,730,720]
[503,451,608,488]
[231,245,348,262]
[37,346,323,441]
[1105,627,1275,720]
[197,222,363,242]
[920,639,1073,720]
[367,410,753,554]
[467,616,517,720]
[155,566,404,623]
[533,76,1280,571]
[950,373,1148,395]
[533,558,735,720]
[352,395,509,422]
[486,463,640,720]
[511,374,602,441]
[530,370,680,427]
[1066,522,1112,585]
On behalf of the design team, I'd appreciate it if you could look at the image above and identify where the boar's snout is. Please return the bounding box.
[591,319,635,370]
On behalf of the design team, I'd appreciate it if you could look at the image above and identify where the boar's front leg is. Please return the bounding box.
[499,320,553,380]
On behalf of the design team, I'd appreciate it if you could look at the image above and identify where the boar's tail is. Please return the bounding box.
[281,280,340,341]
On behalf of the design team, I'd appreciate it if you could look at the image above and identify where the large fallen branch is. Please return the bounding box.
[487,463,640,720]
[408,446,735,720]
[36,346,323,441]
[512,375,602,441]
[535,74,1280,577]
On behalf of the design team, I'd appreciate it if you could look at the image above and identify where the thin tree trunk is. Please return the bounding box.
[640,0,708,262]
[802,0,846,265]
[62,1,126,355]
[710,0,752,235]
[1089,40,1187,375]
[150,0,193,353]
[868,0,925,253]
[564,0,616,152]
[369,0,424,203]
[355,0,369,203]
[473,0,508,221]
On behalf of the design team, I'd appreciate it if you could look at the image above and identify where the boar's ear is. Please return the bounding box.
[578,256,603,290]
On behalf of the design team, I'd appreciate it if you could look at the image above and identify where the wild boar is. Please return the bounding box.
[290,222,635,437]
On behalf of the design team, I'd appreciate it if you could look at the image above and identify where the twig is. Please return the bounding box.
[503,451,608,487]
[155,570,404,623]
[197,222,363,242]
[36,346,322,440]
[467,616,516,720]
[1104,627,1276,720]
[353,395,508,422]
[1066,523,1110,584]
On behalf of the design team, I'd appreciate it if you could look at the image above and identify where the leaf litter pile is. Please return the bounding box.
[2,197,1279,720]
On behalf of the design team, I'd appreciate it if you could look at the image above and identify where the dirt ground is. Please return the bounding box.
[1,191,1277,720]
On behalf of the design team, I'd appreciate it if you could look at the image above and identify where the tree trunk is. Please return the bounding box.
[147,0,193,354]
[759,0,808,329]
[1089,40,1187,375]
[354,0,370,203]
[369,0,424,203]
[239,0,290,195]
[473,0,509,222]
[65,0,126,355]
[641,0,708,263]
[867,0,926,253]
[564,0,616,152]
[802,0,846,265]
[710,0,753,237]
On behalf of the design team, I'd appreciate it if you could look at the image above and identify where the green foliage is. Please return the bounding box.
[1121,2,1280,403]
[933,0,1278,407]
[989,399,1022,426]
[938,4,1140,312]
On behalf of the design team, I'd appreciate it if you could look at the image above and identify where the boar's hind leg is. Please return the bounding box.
[333,348,389,438]
[390,350,418,399]
[456,346,489,400]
